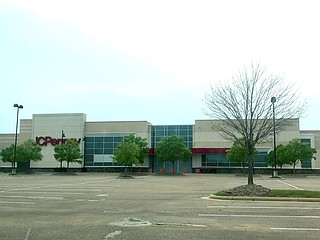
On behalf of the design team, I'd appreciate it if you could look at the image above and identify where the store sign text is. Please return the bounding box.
[36,136,81,146]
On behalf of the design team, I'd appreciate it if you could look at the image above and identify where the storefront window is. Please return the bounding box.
[151,125,193,148]
[84,134,129,167]
[301,138,312,168]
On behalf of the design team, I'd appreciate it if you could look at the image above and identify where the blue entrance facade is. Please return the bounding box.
[150,125,193,173]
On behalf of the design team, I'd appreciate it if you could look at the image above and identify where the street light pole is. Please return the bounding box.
[62,130,65,142]
[60,130,65,171]
[271,97,278,177]
[13,103,23,175]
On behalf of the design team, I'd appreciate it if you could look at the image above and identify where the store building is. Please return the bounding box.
[0,113,319,172]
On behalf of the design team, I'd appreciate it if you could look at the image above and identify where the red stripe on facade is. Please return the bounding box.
[190,148,229,154]
[148,148,229,154]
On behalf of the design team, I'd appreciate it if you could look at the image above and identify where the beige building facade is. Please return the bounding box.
[0,113,319,172]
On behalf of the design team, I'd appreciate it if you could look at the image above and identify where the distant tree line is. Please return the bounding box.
[227,137,316,173]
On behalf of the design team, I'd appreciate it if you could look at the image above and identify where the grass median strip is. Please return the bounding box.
[267,189,320,198]
[214,189,320,198]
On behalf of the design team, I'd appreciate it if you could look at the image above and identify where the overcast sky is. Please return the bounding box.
[1,0,319,133]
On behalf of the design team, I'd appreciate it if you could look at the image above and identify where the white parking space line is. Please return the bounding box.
[0,195,63,200]
[10,185,72,191]
[76,180,115,185]
[207,205,320,210]
[198,214,320,219]
[0,179,114,193]
[24,228,31,240]
[105,230,122,239]
[0,201,35,205]
[271,228,320,231]
[4,191,85,195]
[96,194,109,197]
[39,188,102,192]
[1,187,102,194]
[277,180,304,190]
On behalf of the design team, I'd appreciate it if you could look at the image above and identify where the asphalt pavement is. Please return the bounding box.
[0,172,319,240]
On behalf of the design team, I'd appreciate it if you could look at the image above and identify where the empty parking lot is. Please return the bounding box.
[1,173,319,240]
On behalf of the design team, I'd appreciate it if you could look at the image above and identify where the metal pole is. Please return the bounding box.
[12,104,23,175]
[60,130,65,171]
[61,130,65,141]
[152,130,155,172]
[271,97,277,177]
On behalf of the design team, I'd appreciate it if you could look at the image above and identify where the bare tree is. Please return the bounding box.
[204,63,307,185]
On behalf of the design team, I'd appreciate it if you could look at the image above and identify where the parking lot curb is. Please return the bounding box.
[209,194,320,202]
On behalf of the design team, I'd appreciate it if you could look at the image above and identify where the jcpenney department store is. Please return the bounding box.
[0,113,319,173]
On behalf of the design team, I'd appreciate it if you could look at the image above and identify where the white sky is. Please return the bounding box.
[1,0,319,133]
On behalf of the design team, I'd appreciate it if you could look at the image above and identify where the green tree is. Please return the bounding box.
[156,135,192,173]
[285,138,317,173]
[0,144,15,168]
[122,134,148,164]
[267,144,289,169]
[268,139,317,173]
[54,140,83,171]
[204,63,307,184]
[227,138,257,173]
[0,140,43,173]
[113,141,139,176]
[17,139,43,165]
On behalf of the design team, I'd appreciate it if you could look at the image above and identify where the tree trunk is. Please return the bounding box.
[292,164,296,174]
[11,162,16,175]
[124,166,128,177]
[67,161,69,172]
[247,155,254,185]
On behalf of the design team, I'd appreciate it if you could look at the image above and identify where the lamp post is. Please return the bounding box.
[151,129,155,173]
[61,130,65,142]
[271,97,278,177]
[12,103,23,175]
[60,130,65,171]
